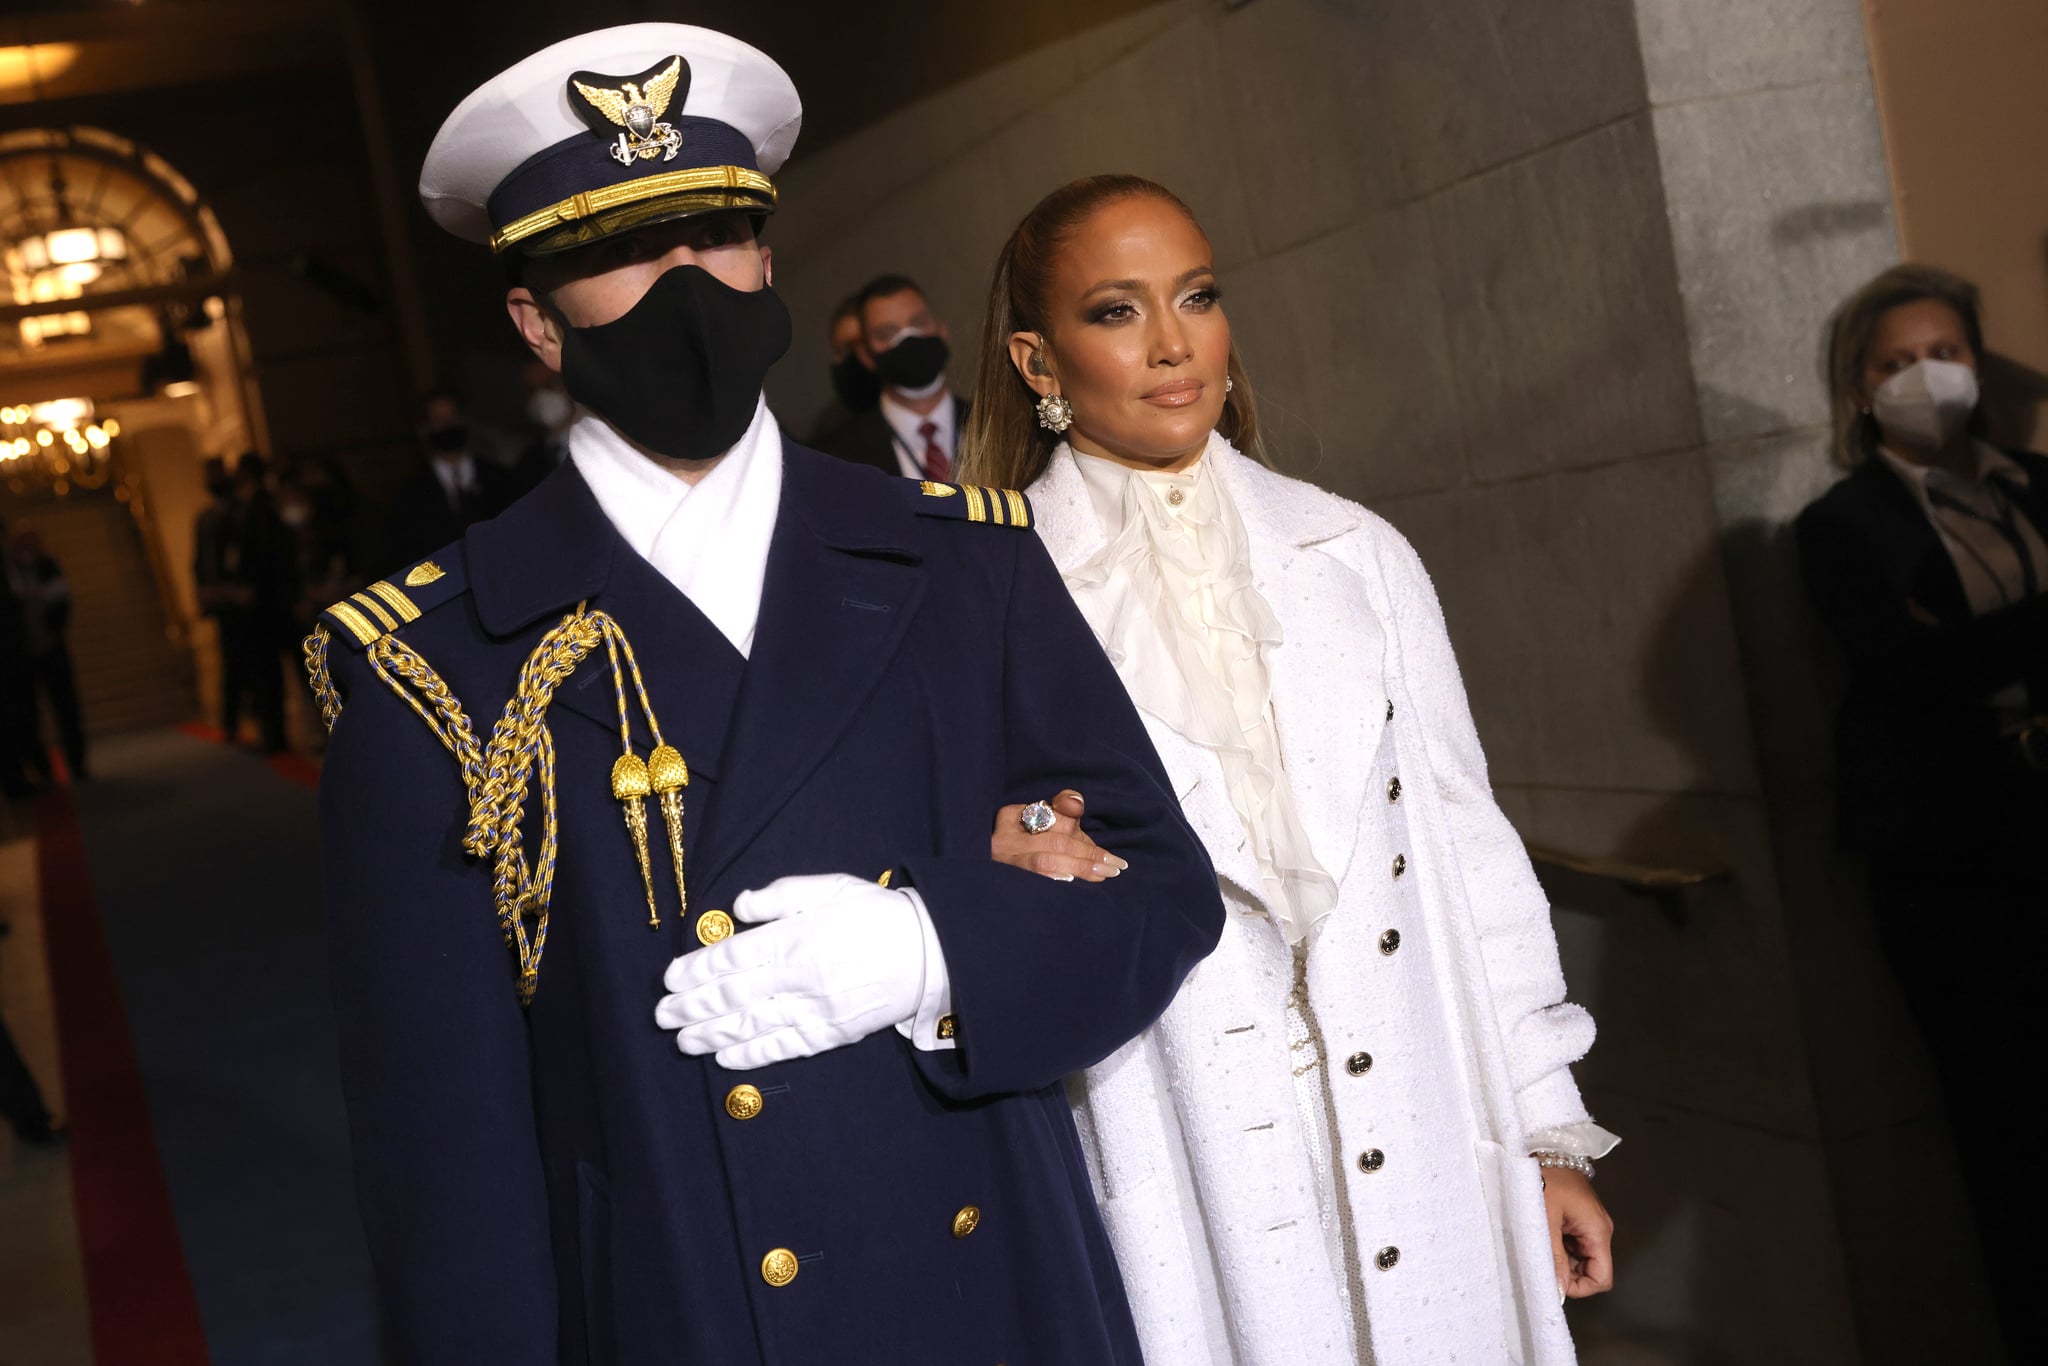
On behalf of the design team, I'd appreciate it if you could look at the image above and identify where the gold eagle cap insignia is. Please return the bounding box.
[569,56,687,167]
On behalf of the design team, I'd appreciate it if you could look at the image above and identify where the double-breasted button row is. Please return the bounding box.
[725,1084,763,1121]
[697,909,734,945]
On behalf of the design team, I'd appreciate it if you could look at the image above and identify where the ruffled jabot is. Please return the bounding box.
[1062,433,1336,942]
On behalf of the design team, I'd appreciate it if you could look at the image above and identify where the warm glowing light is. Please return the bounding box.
[58,260,101,286]
[85,425,108,448]
[43,227,101,266]
[0,45,82,96]
[102,418,120,437]
[35,429,52,447]
[32,397,92,429]
[162,380,200,398]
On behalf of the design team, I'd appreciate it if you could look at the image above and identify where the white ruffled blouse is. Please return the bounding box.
[1066,438,1338,943]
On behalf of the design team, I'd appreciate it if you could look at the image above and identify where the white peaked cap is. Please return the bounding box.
[420,23,801,251]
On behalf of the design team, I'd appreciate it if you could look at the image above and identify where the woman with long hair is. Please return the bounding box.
[964,175,1616,1364]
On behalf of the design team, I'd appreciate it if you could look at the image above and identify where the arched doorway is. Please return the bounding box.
[1,125,264,742]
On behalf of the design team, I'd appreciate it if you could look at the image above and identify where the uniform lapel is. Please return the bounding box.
[1217,450,1380,886]
[466,462,741,779]
[695,445,926,887]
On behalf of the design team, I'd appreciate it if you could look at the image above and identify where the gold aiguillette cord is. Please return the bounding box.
[600,620,686,929]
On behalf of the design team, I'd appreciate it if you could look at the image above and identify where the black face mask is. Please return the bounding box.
[558,263,791,463]
[425,424,469,452]
[830,354,881,413]
[873,333,949,392]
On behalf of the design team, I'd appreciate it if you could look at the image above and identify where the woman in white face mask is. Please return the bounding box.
[958,175,1616,1366]
[1797,263,2048,1359]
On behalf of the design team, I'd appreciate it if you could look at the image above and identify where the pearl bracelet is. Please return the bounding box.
[1532,1151,1595,1179]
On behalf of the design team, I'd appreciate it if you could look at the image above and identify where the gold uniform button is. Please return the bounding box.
[761,1248,799,1287]
[1387,775,1401,803]
[696,909,734,945]
[1379,929,1401,956]
[1375,1246,1400,1271]
[725,1084,763,1121]
[936,1013,957,1040]
[1391,854,1407,879]
[952,1205,981,1238]
[1346,1051,1373,1076]
[1357,1148,1385,1173]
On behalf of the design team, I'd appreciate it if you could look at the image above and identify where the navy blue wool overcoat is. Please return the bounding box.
[316,443,1223,1365]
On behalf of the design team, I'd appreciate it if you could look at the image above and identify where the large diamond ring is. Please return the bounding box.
[1020,801,1056,835]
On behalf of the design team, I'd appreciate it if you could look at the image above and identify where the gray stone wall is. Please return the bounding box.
[759,1,1973,1358]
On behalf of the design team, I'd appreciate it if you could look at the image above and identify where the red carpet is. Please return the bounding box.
[37,781,212,1365]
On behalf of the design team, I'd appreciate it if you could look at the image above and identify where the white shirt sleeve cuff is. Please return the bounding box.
[893,887,955,1051]
[1525,1122,1622,1160]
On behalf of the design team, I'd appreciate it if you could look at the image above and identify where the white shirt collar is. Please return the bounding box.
[1877,439,2030,509]
[430,453,477,504]
[568,394,783,657]
[879,387,956,471]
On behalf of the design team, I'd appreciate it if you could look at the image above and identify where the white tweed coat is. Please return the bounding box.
[1029,443,1594,1365]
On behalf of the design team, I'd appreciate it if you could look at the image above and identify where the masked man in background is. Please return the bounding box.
[817,273,966,479]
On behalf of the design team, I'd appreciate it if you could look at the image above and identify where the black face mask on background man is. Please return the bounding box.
[873,333,949,393]
[557,262,793,463]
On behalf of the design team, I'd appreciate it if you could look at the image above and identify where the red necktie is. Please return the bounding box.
[919,419,951,481]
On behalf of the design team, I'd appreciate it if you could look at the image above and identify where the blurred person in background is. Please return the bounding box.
[386,388,520,570]
[0,1007,62,1148]
[4,528,85,782]
[210,452,297,753]
[511,359,576,498]
[276,471,357,646]
[964,174,1614,1366]
[1799,262,2048,1356]
[806,292,879,443]
[817,274,966,478]
[0,517,45,797]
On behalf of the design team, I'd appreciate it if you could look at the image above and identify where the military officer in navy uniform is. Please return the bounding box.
[309,24,1223,1366]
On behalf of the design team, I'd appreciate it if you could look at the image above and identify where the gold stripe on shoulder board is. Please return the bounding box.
[326,599,381,646]
[919,480,957,498]
[364,580,422,623]
[985,487,1010,526]
[960,485,987,522]
[1003,489,1029,526]
[350,591,399,633]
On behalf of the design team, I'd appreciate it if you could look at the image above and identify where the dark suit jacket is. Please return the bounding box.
[1796,449,2048,852]
[314,445,1221,1365]
[815,395,970,479]
[383,456,521,577]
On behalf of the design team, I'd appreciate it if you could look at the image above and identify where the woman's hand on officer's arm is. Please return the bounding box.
[988,789,1127,882]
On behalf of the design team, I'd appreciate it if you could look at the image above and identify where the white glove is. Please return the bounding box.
[654,873,933,1070]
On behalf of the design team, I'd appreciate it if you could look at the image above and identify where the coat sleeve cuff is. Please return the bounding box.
[892,887,956,1052]
[1513,1065,1595,1143]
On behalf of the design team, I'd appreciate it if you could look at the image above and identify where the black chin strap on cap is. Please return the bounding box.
[558,264,792,462]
